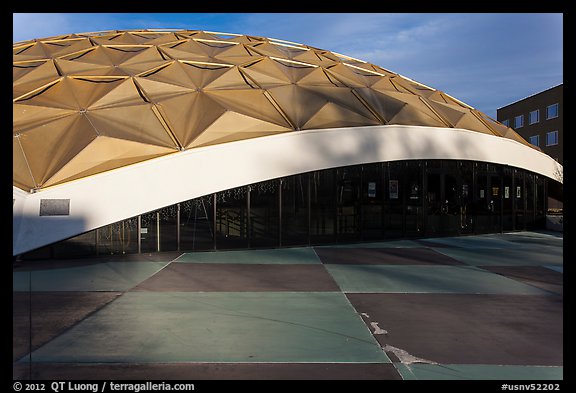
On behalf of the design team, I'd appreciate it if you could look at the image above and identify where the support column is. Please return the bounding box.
[156,211,160,252]
[213,193,217,251]
[137,215,141,254]
[177,203,181,251]
[279,179,283,247]
[247,186,251,249]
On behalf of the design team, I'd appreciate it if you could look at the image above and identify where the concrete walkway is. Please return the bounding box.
[13,231,563,380]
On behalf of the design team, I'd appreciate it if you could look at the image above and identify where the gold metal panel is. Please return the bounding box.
[42,136,176,188]
[18,114,97,188]
[190,111,290,148]
[153,91,227,148]
[13,138,36,191]
[85,104,178,148]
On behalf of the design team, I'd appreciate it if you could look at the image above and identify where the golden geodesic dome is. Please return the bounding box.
[13,29,534,192]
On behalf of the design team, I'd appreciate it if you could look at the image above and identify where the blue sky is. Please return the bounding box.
[13,13,563,118]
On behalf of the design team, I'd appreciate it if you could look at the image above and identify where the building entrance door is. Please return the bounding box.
[426,170,466,237]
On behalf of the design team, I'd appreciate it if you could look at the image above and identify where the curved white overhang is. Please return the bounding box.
[13,124,563,256]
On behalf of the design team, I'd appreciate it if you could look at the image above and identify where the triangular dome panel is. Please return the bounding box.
[190,111,290,148]
[42,136,176,188]
[18,114,97,187]
[303,102,381,130]
[86,104,178,149]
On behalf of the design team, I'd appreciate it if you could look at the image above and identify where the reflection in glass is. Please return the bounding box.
[514,169,525,230]
[250,180,280,248]
[216,186,248,249]
[337,166,361,241]
[97,218,138,255]
[310,169,336,244]
[140,211,159,253]
[404,161,423,236]
[180,196,214,251]
[361,163,383,240]
[281,175,309,246]
[385,162,404,237]
[158,204,178,252]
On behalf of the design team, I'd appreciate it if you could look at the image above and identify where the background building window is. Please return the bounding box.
[514,115,524,128]
[546,103,559,119]
[502,119,510,127]
[546,131,558,146]
[529,110,539,124]
[529,135,540,147]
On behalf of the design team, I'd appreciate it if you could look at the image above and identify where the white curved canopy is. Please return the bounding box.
[13,124,562,256]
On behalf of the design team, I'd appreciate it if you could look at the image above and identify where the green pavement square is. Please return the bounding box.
[13,262,169,292]
[433,248,563,267]
[175,248,321,264]
[396,364,563,380]
[325,265,548,294]
[26,292,389,364]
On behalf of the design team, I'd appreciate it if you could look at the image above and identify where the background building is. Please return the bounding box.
[497,84,563,211]
[497,84,563,164]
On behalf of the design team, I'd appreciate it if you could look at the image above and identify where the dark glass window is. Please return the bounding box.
[180,196,214,251]
[140,211,159,253]
[250,180,280,248]
[546,103,559,119]
[336,166,362,241]
[216,186,248,249]
[310,169,336,244]
[385,161,404,237]
[529,110,539,125]
[514,169,525,230]
[404,161,423,236]
[361,163,383,240]
[281,174,309,246]
[546,131,558,146]
[53,229,97,258]
[524,173,536,229]
[502,167,514,231]
[158,204,178,252]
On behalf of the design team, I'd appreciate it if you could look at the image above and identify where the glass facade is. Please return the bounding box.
[22,160,553,260]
